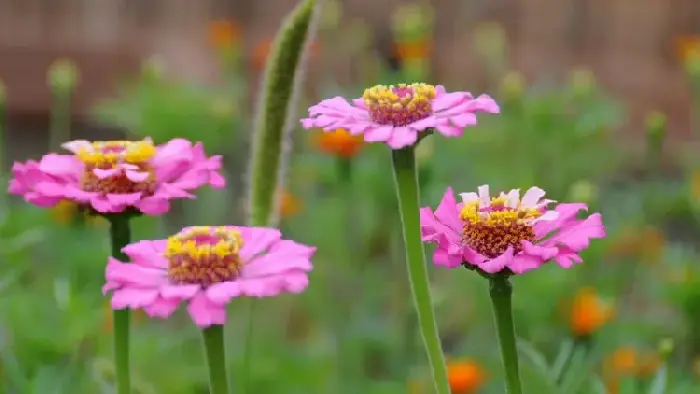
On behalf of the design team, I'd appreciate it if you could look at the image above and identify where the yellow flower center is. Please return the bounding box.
[165,226,244,286]
[460,196,543,258]
[76,141,157,194]
[362,83,435,126]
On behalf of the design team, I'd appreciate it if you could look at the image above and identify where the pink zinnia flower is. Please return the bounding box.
[8,139,225,215]
[103,226,315,327]
[300,83,500,149]
[420,185,605,275]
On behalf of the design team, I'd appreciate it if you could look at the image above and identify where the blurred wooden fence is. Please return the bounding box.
[0,0,699,135]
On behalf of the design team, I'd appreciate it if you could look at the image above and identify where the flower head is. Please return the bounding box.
[420,185,605,275]
[569,287,614,337]
[447,359,487,393]
[51,200,105,227]
[9,139,224,215]
[603,347,661,393]
[313,128,364,158]
[279,189,301,218]
[301,84,499,149]
[208,20,240,48]
[103,226,315,327]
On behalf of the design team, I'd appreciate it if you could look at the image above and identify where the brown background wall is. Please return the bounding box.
[0,0,698,141]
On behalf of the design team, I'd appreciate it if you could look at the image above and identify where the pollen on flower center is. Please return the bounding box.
[76,141,157,195]
[460,196,543,258]
[165,226,244,286]
[363,83,436,126]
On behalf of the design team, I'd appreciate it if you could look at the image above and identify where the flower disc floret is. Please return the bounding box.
[363,83,436,126]
[77,140,157,195]
[460,196,543,258]
[166,226,244,286]
[420,185,605,275]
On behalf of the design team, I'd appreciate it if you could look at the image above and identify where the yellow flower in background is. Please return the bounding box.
[51,200,104,227]
[313,128,364,158]
[279,189,301,219]
[569,287,614,338]
[207,20,240,48]
[447,359,487,394]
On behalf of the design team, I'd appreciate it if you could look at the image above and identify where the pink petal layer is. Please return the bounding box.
[7,138,226,215]
[420,186,605,275]
[102,226,316,328]
[300,88,500,149]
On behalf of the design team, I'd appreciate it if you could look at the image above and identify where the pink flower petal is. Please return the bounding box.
[187,293,227,328]
[125,170,150,182]
[363,126,394,142]
[135,197,171,215]
[105,257,167,287]
[93,168,121,179]
[387,127,419,149]
[107,193,143,207]
[237,227,282,260]
[160,284,200,300]
[479,247,514,273]
[38,154,82,177]
[111,288,159,309]
[242,241,315,279]
[143,297,180,318]
[61,140,92,154]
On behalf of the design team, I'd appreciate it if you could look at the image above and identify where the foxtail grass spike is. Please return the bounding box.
[246,0,322,227]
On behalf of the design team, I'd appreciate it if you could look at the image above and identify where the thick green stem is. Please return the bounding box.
[49,91,71,152]
[391,146,450,394]
[489,275,523,394]
[109,215,132,394]
[202,325,231,394]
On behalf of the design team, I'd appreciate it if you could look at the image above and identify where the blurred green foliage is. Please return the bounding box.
[4,10,700,394]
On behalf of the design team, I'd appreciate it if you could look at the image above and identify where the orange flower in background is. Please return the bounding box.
[279,189,301,218]
[676,35,700,62]
[569,287,614,338]
[102,300,145,333]
[690,170,700,202]
[252,37,321,70]
[609,226,665,265]
[603,347,661,394]
[393,40,433,62]
[313,128,364,158]
[447,359,487,393]
[208,20,240,48]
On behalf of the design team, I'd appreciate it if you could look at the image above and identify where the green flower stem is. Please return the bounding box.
[108,215,132,394]
[49,90,72,152]
[489,275,523,394]
[335,156,355,392]
[391,146,450,394]
[202,325,231,394]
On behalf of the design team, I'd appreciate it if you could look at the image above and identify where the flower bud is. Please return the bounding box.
[47,58,78,93]
[500,71,525,101]
[570,67,596,99]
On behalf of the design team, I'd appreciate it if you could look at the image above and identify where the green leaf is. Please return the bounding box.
[647,365,668,394]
